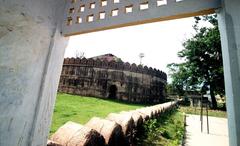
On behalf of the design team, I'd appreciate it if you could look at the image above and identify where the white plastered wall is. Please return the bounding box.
[0,0,69,145]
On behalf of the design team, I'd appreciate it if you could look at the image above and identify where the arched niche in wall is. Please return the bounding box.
[87,58,94,66]
[131,63,137,72]
[137,65,143,73]
[143,66,149,74]
[124,62,131,71]
[102,60,108,68]
[116,61,124,70]
[81,58,87,65]
[109,60,116,69]
[69,57,75,64]
[75,58,81,64]
[65,58,70,64]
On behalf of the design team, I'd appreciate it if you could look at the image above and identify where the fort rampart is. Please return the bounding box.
[58,58,167,103]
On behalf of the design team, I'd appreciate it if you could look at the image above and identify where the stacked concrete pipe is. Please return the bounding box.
[49,101,178,146]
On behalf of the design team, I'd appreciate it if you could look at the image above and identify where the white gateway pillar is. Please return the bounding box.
[0,0,69,145]
[218,0,240,146]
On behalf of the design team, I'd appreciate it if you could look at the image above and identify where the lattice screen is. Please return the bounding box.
[62,0,221,36]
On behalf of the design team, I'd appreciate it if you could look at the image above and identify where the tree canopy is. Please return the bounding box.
[167,15,225,109]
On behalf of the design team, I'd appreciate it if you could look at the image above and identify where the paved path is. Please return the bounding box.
[184,114,229,146]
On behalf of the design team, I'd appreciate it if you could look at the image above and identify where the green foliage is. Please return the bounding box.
[167,15,225,109]
[50,93,145,135]
[136,109,184,146]
[167,63,195,95]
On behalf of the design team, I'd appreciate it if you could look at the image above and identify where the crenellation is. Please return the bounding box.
[131,63,137,72]
[58,57,167,103]
[124,62,131,70]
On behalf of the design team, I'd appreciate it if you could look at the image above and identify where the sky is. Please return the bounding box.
[64,17,197,74]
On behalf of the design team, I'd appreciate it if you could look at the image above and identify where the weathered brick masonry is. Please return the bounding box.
[58,57,167,103]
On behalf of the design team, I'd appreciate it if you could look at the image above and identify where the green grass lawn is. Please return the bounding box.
[179,106,227,118]
[50,93,146,134]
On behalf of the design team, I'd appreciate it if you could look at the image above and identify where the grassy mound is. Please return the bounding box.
[179,106,227,118]
[50,93,145,134]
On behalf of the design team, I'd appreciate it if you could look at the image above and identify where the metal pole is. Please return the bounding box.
[206,101,209,134]
[195,103,197,115]
[201,95,203,132]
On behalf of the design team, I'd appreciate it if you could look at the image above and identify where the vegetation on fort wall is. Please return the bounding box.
[50,93,146,134]
[136,108,184,146]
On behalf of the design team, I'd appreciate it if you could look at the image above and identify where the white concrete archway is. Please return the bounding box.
[0,0,239,145]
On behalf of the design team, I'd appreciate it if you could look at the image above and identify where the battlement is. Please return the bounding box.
[63,57,167,81]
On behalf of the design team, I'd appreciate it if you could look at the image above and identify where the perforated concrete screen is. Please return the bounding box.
[62,0,221,36]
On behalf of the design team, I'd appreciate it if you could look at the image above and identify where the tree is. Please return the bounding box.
[167,63,192,96]
[168,15,225,109]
